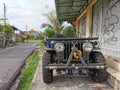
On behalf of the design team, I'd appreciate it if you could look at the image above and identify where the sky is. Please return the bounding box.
[0,0,55,32]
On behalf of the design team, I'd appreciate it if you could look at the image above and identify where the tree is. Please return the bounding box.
[44,28,55,38]
[0,24,4,32]
[63,26,76,38]
[43,11,61,35]
[41,23,52,28]
[0,24,12,37]
[5,25,13,38]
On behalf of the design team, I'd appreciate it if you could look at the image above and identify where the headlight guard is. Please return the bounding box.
[83,42,93,52]
[54,43,65,52]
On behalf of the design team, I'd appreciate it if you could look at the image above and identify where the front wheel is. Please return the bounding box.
[42,52,53,84]
[90,69,108,82]
[89,51,108,82]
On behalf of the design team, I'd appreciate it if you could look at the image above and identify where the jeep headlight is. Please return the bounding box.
[54,43,64,52]
[83,43,93,52]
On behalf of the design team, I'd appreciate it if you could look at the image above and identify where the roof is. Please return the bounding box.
[55,0,89,23]
[28,29,37,33]
[11,26,20,31]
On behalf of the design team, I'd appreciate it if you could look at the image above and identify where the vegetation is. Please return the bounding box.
[41,11,62,38]
[41,11,76,38]
[44,28,55,38]
[0,24,13,37]
[18,51,39,90]
[24,39,40,43]
[23,31,44,42]
[4,25,13,39]
[0,24,4,32]
[43,11,61,35]
[63,26,76,38]
[0,24,13,47]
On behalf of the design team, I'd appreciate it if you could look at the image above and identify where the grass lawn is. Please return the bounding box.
[18,50,39,90]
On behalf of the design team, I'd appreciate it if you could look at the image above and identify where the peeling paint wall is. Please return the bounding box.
[92,0,120,58]
[92,0,102,43]
[78,15,86,37]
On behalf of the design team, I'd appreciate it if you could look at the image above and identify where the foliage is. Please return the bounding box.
[0,24,13,38]
[63,26,76,38]
[43,11,61,35]
[5,25,13,38]
[24,40,40,43]
[44,28,55,38]
[0,24,4,32]
[41,23,52,28]
[35,33,44,40]
[18,51,39,90]
[27,33,34,40]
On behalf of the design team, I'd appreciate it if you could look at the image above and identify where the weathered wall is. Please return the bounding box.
[92,0,120,58]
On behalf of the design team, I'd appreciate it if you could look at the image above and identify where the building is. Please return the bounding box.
[55,0,120,89]
[11,26,23,42]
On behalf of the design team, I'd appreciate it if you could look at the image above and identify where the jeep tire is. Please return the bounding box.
[42,52,53,84]
[89,51,108,82]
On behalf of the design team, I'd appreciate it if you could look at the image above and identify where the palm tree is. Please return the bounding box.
[42,11,61,35]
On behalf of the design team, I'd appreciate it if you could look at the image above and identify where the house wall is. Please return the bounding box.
[76,0,97,37]
[77,0,120,59]
[92,0,120,58]
[76,0,120,87]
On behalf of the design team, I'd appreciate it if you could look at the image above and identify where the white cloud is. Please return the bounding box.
[0,0,55,31]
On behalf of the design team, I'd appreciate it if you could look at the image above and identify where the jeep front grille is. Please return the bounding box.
[63,41,83,59]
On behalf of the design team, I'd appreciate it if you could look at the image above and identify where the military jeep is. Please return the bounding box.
[42,36,108,84]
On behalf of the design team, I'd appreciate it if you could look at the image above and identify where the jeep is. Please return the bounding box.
[42,36,108,84]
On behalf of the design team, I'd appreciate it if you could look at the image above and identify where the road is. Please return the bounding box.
[31,49,113,90]
[0,42,38,90]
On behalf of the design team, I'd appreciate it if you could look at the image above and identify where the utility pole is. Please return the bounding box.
[4,3,6,26]
[3,3,7,47]
[25,25,28,42]
[26,25,28,33]
[0,3,7,25]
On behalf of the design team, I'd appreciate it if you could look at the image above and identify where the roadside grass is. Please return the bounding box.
[39,40,45,49]
[18,50,39,90]
[0,47,5,51]
[24,39,41,42]
[0,48,3,51]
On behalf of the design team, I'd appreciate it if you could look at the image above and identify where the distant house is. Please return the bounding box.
[28,29,38,34]
[28,29,39,39]
[11,26,23,42]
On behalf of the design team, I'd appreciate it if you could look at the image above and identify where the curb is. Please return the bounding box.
[30,48,44,90]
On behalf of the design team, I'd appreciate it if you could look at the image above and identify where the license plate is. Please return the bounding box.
[65,69,88,76]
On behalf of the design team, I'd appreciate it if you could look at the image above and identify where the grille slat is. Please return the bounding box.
[64,41,82,59]
[65,42,67,59]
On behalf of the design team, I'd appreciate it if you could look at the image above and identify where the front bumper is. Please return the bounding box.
[45,63,108,70]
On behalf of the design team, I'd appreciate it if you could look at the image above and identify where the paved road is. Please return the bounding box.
[31,49,113,90]
[0,42,38,90]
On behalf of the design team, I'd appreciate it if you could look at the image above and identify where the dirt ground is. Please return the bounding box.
[31,50,113,90]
